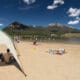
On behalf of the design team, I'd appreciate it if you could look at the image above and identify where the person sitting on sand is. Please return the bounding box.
[4,49,15,64]
[56,48,65,55]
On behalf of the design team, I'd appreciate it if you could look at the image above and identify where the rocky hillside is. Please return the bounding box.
[4,21,30,30]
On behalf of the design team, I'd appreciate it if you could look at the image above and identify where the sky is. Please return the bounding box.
[0,0,80,29]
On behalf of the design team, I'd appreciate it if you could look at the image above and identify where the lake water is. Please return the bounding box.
[65,38,80,44]
[38,38,80,44]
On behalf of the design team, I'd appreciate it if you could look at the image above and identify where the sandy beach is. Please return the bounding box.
[0,41,80,80]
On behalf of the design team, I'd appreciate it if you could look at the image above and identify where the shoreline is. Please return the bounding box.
[20,39,80,45]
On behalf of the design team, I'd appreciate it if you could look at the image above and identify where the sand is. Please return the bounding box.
[0,41,80,80]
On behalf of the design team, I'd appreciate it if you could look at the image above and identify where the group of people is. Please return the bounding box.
[49,48,65,55]
[0,49,16,64]
[14,36,20,43]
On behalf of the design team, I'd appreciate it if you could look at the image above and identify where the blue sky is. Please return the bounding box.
[0,0,80,29]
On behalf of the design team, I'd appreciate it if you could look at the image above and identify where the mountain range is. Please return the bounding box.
[3,21,80,39]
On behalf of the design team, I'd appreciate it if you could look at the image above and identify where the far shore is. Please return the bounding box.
[19,39,80,45]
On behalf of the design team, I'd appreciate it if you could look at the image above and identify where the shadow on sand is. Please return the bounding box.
[0,61,21,71]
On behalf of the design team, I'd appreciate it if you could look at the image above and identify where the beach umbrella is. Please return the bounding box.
[0,30,27,78]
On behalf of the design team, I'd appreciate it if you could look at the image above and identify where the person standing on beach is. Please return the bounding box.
[33,38,38,45]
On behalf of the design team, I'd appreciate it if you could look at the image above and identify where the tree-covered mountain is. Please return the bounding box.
[3,21,80,39]
[4,21,30,30]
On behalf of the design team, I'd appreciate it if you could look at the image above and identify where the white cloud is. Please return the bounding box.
[54,0,64,5]
[23,0,36,5]
[76,17,80,21]
[47,5,58,10]
[47,0,64,10]
[67,7,80,17]
[68,20,79,25]
[67,7,80,25]
[0,23,3,26]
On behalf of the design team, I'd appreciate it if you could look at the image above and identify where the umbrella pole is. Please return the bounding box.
[13,42,27,78]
